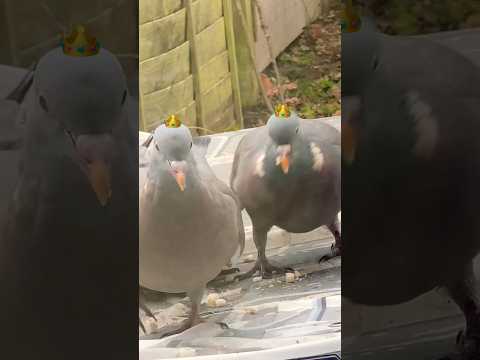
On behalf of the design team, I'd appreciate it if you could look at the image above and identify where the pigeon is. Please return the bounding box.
[342,7,480,359]
[230,104,341,279]
[0,68,32,229]
[0,26,138,359]
[139,115,244,337]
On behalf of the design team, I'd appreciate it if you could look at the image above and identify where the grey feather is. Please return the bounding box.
[342,23,480,357]
[0,47,138,357]
[230,113,341,277]
[139,125,244,331]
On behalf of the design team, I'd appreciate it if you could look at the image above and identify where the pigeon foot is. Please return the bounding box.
[437,312,480,359]
[319,243,341,263]
[454,327,480,360]
[139,289,157,333]
[145,319,194,339]
[149,317,228,339]
[139,316,147,334]
[235,258,295,280]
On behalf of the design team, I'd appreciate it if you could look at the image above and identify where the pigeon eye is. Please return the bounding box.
[121,90,127,105]
[39,96,48,112]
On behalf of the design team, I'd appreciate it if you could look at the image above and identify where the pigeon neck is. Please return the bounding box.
[147,155,202,194]
[262,137,309,181]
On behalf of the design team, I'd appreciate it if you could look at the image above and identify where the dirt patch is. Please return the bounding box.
[243,1,341,128]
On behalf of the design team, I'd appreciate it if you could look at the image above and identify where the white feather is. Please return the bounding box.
[406,91,438,159]
[310,142,325,172]
[254,152,266,177]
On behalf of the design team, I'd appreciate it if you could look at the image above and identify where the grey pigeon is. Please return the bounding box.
[342,15,480,359]
[0,67,33,251]
[139,117,245,337]
[0,38,138,359]
[0,69,31,246]
[230,105,341,279]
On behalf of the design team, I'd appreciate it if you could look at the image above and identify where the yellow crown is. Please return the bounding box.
[341,0,362,33]
[275,104,291,118]
[61,25,100,57]
[165,114,182,128]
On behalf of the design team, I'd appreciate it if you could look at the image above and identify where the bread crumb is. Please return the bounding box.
[253,276,262,282]
[207,293,220,307]
[177,348,196,357]
[243,307,257,315]
[215,298,227,307]
[286,273,296,283]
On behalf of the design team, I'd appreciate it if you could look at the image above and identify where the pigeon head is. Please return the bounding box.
[151,115,193,192]
[266,104,300,174]
[341,2,380,97]
[31,25,128,206]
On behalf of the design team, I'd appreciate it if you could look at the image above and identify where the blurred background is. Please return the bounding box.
[354,0,480,35]
[0,0,138,96]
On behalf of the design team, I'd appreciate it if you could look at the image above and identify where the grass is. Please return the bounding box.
[243,1,341,128]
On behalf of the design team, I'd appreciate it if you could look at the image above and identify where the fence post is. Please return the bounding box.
[223,0,244,129]
[185,0,205,135]
[139,82,147,132]
[231,0,260,108]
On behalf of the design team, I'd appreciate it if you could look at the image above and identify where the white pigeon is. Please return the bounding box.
[139,116,244,337]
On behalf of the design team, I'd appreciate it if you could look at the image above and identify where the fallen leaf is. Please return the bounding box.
[261,73,275,98]
[283,82,298,91]
[285,97,301,106]
[309,24,323,39]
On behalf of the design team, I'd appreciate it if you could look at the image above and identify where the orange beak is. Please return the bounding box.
[342,122,357,164]
[86,159,112,206]
[280,154,290,174]
[76,134,114,207]
[276,145,292,174]
[174,171,186,192]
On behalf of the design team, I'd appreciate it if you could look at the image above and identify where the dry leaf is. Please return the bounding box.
[283,82,298,91]
[285,97,301,106]
[261,73,275,98]
[309,24,323,39]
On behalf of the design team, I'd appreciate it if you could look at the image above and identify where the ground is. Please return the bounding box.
[357,0,480,35]
[242,0,480,129]
[139,239,341,339]
[243,1,341,128]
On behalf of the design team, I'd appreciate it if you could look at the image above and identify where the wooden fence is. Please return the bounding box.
[139,0,327,133]
[139,0,246,133]
[0,0,328,133]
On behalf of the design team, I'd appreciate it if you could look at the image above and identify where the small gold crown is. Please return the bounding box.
[341,0,362,33]
[61,25,100,57]
[275,104,291,118]
[165,114,182,128]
